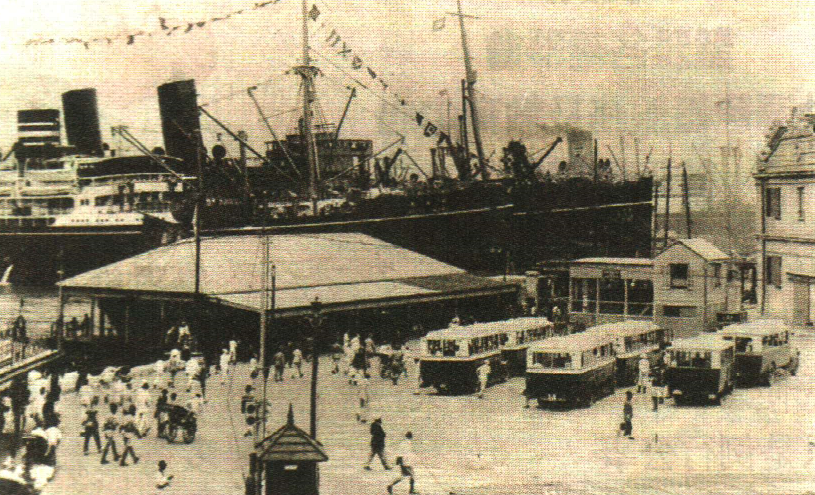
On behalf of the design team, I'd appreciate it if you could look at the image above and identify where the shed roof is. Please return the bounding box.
[585,321,661,338]
[527,332,613,352]
[60,233,514,313]
[664,239,729,261]
[571,257,653,266]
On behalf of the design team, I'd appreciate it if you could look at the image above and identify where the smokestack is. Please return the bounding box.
[157,80,201,174]
[17,109,60,147]
[62,88,103,156]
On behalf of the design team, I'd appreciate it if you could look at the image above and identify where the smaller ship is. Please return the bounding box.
[0,89,192,284]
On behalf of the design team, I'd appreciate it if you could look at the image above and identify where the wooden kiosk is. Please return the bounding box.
[256,406,328,495]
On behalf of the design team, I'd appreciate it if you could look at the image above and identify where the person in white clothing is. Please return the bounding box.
[637,354,651,394]
[291,346,304,379]
[476,361,491,399]
[219,349,231,384]
[229,340,238,366]
[387,432,416,494]
[356,376,370,423]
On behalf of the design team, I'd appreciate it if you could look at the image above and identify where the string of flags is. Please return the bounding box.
[25,0,283,48]
[313,11,452,147]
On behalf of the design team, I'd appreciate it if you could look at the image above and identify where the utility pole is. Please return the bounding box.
[682,162,692,238]
[193,130,203,297]
[664,157,672,248]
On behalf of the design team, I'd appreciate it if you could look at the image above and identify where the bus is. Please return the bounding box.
[586,321,671,386]
[419,317,552,394]
[665,335,735,404]
[498,317,554,376]
[719,320,799,386]
[525,332,616,408]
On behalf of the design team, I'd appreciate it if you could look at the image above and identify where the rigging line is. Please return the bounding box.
[199,70,284,108]
[311,65,413,138]
[309,47,448,130]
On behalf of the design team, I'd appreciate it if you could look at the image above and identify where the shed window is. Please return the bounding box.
[669,263,689,288]
[765,256,782,288]
[712,263,721,287]
[798,186,805,221]
[765,187,781,220]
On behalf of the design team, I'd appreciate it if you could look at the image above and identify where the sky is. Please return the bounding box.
[0,0,814,183]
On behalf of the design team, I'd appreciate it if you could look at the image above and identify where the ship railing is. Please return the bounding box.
[78,173,177,187]
[0,337,56,368]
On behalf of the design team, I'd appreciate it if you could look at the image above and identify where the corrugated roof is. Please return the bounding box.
[572,257,653,266]
[667,239,729,261]
[60,233,465,295]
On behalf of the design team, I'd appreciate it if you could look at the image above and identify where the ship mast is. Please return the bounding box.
[299,0,321,213]
[455,0,488,180]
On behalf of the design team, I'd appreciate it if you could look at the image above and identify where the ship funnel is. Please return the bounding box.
[62,88,103,156]
[157,79,201,174]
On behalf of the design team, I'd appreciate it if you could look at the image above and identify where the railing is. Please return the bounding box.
[571,300,654,317]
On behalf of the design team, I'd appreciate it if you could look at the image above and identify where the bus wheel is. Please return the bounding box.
[765,363,777,386]
[790,358,799,376]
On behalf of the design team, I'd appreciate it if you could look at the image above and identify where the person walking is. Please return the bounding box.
[476,361,491,399]
[44,418,62,468]
[292,345,304,379]
[273,348,286,382]
[119,405,140,466]
[284,342,295,369]
[229,339,239,367]
[156,460,173,490]
[364,418,391,471]
[387,431,416,494]
[364,334,376,370]
[621,391,634,439]
[155,389,169,438]
[331,341,343,374]
[81,408,101,455]
[219,349,231,384]
[637,354,650,394]
[100,403,120,464]
[356,375,370,423]
[650,374,661,412]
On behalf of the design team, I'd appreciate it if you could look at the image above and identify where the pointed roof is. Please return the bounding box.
[666,238,729,261]
[256,405,328,463]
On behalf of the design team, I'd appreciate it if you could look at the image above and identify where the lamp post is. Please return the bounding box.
[305,297,324,439]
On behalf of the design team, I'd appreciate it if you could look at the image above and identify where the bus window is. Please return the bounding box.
[500,333,509,346]
[516,331,525,345]
[442,340,459,357]
[624,336,634,352]
[427,340,442,356]
[534,352,572,369]
[734,337,752,353]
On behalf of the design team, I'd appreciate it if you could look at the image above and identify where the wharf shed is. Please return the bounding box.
[59,233,518,363]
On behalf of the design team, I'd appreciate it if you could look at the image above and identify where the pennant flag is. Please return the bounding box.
[308,4,320,21]
[196,21,206,27]
[338,42,351,57]
[432,18,445,31]
[437,131,452,146]
[127,35,135,45]
[159,17,168,30]
[379,79,388,90]
[416,113,424,125]
[83,42,89,49]
[351,56,363,69]
[106,38,112,44]
[185,23,194,33]
[401,99,406,106]
[424,122,439,137]
[367,67,377,79]
[439,89,448,96]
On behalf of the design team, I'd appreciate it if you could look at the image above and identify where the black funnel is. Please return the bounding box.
[157,80,201,174]
[62,88,103,156]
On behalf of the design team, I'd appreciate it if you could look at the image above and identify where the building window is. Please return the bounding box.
[765,256,782,288]
[663,305,697,317]
[712,263,721,287]
[798,186,805,221]
[765,187,781,220]
[669,263,689,288]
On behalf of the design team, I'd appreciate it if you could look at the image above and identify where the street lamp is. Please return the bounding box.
[305,296,324,439]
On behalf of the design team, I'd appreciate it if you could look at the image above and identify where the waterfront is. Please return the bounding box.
[25,333,815,495]
[0,286,89,338]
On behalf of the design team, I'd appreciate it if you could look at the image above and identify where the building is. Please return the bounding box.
[653,238,730,337]
[755,110,815,326]
[59,233,518,363]
[568,258,654,328]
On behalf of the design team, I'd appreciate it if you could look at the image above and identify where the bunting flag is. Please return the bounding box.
[24,0,283,47]
[317,19,450,147]
[432,18,446,31]
[308,4,320,21]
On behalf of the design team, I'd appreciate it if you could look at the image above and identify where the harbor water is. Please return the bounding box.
[0,285,90,339]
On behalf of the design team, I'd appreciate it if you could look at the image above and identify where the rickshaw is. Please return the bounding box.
[158,404,197,444]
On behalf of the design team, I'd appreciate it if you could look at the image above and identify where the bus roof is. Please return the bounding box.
[585,321,661,338]
[719,319,789,338]
[528,332,613,352]
[669,334,733,352]
[424,317,551,340]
